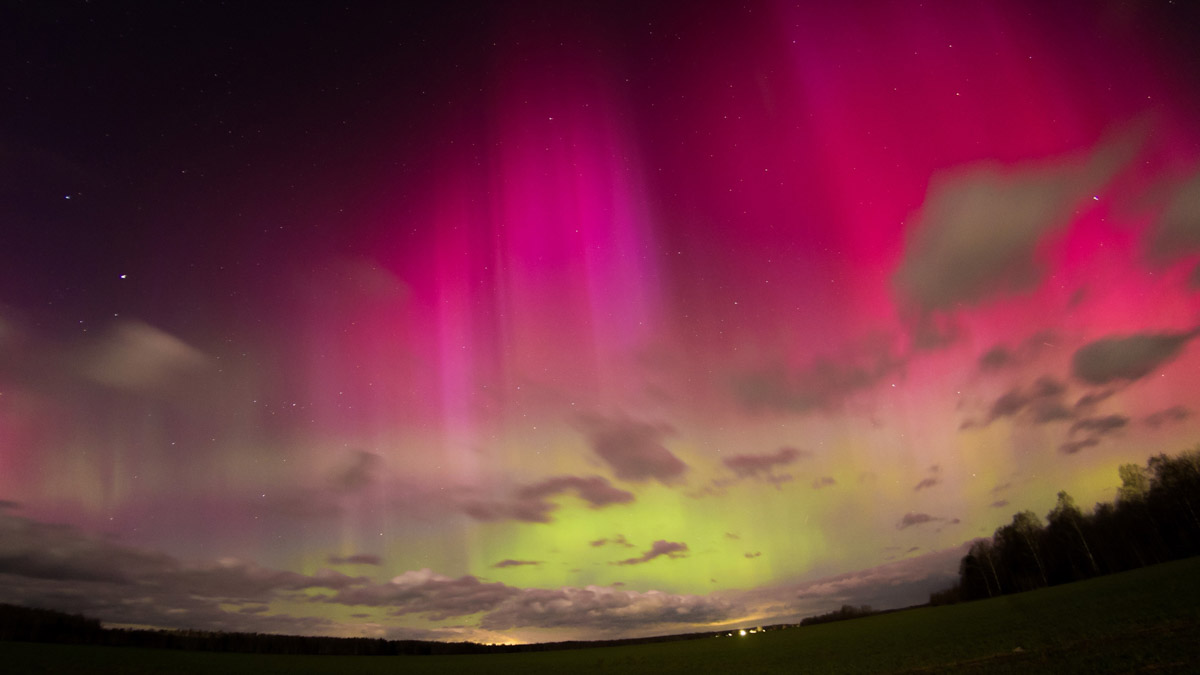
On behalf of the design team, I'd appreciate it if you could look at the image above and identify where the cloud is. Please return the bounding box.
[1069,414,1129,436]
[329,450,383,493]
[744,552,762,559]
[479,585,741,634]
[894,132,1136,311]
[1071,331,1196,385]
[1144,405,1191,428]
[970,376,1075,428]
[463,475,633,524]
[1074,389,1114,412]
[896,513,938,530]
[1147,172,1200,259]
[913,478,939,491]
[730,349,903,414]
[773,545,967,618]
[913,465,941,492]
[723,446,808,483]
[1059,414,1127,455]
[577,415,688,484]
[0,511,737,641]
[81,320,211,394]
[910,312,962,351]
[492,559,542,569]
[614,540,689,566]
[322,570,519,621]
[590,534,634,548]
[327,554,382,566]
[978,346,1015,371]
[0,511,370,635]
[977,331,1058,372]
[811,476,836,489]
[1060,437,1100,455]
[990,500,1010,509]
[260,492,344,520]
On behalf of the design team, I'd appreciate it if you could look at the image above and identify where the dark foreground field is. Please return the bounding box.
[4,556,1200,674]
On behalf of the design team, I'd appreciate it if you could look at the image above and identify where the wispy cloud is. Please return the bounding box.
[613,540,689,566]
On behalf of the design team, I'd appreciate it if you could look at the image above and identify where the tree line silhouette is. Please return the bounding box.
[0,602,777,655]
[933,447,1200,604]
[798,604,877,626]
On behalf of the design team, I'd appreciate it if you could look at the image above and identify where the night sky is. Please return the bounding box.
[3,0,1200,643]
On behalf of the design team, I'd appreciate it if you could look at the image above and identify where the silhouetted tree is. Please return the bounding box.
[959,539,1002,600]
[1045,491,1100,583]
[947,446,1200,605]
[994,510,1048,591]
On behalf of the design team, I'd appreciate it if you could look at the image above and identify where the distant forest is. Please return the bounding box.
[932,448,1200,605]
[0,602,783,656]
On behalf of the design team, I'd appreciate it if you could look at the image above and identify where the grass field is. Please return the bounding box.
[4,556,1200,674]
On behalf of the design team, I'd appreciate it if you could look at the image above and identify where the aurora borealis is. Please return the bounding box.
[3,0,1200,643]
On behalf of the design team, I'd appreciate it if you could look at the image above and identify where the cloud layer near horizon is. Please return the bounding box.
[0,509,968,641]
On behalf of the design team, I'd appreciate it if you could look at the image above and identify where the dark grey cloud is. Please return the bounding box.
[1031,400,1073,423]
[326,569,519,620]
[1060,437,1100,455]
[723,446,808,482]
[492,559,542,569]
[811,476,836,489]
[990,500,1010,508]
[590,534,634,548]
[1069,414,1129,437]
[479,585,740,634]
[0,511,370,634]
[260,491,344,520]
[979,346,1014,371]
[910,312,962,351]
[894,132,1136,311]
[896,513,937,530]
[972,375,1073,428]
[614,540,689,566]
[978,331,1058,373]
[327,554,382,566]
[0,514,176,584]
[1147,172,1200,259]
[1074,389,1114,412]
[913,465,941,492]
[0,511,741,641]
[730,349,903,415]
[577,415,687,484]
[463,475,633,524]
[1144,405,1191,428]
[773,545,967,619]
[1071,331,1196,385]
[172,563,364,600]
[744,552,762,559]
[329,450,383,493]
